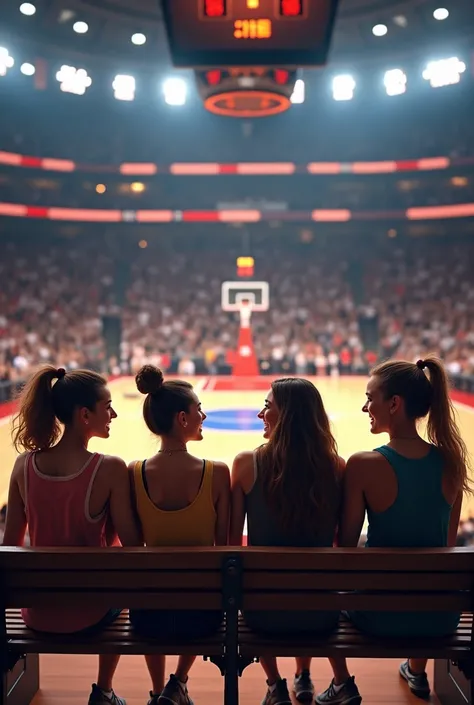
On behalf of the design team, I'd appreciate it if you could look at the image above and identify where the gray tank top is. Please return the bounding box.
[246,452,338,548]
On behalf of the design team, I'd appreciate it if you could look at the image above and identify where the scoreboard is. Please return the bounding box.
[161,0,340,68]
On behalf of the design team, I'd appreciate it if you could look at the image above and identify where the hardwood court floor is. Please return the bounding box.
[33,654,439,705]
[2,375,474,518]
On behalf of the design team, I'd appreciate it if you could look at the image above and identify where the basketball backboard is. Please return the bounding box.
[221,281,270,312]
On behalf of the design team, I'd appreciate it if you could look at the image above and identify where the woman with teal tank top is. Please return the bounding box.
[316,357,472,705]
[230,378,345,705]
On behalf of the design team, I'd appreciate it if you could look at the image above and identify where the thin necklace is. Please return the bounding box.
[390,436,420,441]
[158,448,187,456]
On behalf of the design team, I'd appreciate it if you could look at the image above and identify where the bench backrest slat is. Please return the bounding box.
[242,592,472,611]
[6,591,222,610]
[1,547,473,615]
[243,572,474,591]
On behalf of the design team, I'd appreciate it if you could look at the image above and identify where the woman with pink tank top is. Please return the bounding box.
[3,365,139,705]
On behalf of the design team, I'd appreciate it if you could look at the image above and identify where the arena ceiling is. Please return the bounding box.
[1,0,474,66]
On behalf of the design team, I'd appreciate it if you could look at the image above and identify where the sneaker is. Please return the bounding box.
[293,670,315,702]
[315,677,361,705]
[399,661,430,699]
[147,694,160,705]
[88,684,126,705]
[262,678,292,705]
[157,675,194,705]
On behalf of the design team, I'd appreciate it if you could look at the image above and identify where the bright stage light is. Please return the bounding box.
[0,48,14,77]
[20,2,36,15]
[384,69,407,96]
[20,62,36,76]
[56,65,92,95]
[131,33,146,45]
[113,74,136,101]
[163,77,187,106]
[332,74,356,101]
[433,8,449,20]
[290,79,305,104]
[73,21,88,34]
[422,57,465,88]
[372,24,388,36]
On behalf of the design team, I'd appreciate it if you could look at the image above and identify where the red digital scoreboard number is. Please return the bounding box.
[280,0,303,16]
[203,0,227,17]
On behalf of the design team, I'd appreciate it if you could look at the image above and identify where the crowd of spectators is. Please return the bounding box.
[1,235,474,396]
[369,243,474,377]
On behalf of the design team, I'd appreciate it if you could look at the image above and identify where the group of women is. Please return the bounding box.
[3,356,471,705]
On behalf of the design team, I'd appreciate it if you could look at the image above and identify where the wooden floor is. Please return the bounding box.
[33,654,439,704]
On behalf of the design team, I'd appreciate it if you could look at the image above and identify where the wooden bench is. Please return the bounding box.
[0,547,473,705]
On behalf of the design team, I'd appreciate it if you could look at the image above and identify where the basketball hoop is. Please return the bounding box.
[239,299,253,329]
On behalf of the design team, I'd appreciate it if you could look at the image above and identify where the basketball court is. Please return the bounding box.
[2,374,474,520]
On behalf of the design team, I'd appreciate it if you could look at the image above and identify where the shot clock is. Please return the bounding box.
[161,0,340,67]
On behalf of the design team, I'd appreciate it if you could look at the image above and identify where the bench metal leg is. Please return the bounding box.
[224,609,239,705]
[6,655,39,705]
[222,555,242,705]
[434,659,472,705]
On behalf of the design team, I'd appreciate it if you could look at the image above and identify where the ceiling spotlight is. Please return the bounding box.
[163,77,187,106]
[384,69,407,96]
[19,2,36,15]
[20,62,35,75]
[423,57,465,88]
[131,33,146,45]
[113,74,136,101]
[372,24,388,36]
[290,79,305,104]
[433,7,449,20]
[73,21,88,34]
[332,75,356,101]
[0,48,14,76]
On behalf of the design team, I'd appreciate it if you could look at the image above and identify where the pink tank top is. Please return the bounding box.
[22,451,111,633]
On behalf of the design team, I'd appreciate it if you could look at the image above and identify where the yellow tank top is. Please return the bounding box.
[133,460,216,547]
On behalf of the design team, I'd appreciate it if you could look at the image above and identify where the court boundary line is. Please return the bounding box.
[193,377,208,393]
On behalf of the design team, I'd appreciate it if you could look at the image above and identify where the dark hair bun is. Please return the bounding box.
[135,365,164,395]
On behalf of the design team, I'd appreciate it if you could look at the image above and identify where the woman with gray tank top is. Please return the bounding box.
[230,377,345,705]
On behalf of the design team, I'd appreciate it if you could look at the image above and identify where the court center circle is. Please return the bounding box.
[204,409,262,432]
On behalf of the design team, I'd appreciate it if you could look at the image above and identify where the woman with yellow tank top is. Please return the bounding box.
[129,365,230,705]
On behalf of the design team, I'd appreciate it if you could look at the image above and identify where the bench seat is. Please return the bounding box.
[6,609,225,657]
[7,608,472,661]
[239,612,473,659]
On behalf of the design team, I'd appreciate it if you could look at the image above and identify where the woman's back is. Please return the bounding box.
[365,444,452,548]
[25,449,108,547]
[246,452,339,548]
[133,454,217,547]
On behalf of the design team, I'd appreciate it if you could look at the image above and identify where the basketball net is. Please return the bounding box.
[239,300,252,329]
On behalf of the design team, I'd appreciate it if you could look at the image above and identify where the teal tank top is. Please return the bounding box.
[350,444,460,637]
[366,444,451,548]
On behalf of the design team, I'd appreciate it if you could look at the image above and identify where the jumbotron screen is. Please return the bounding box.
[161,0,340,67]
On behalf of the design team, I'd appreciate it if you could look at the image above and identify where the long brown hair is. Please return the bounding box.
[256,378,341,539]
[12,365,106,452]
[372,356,472,495]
